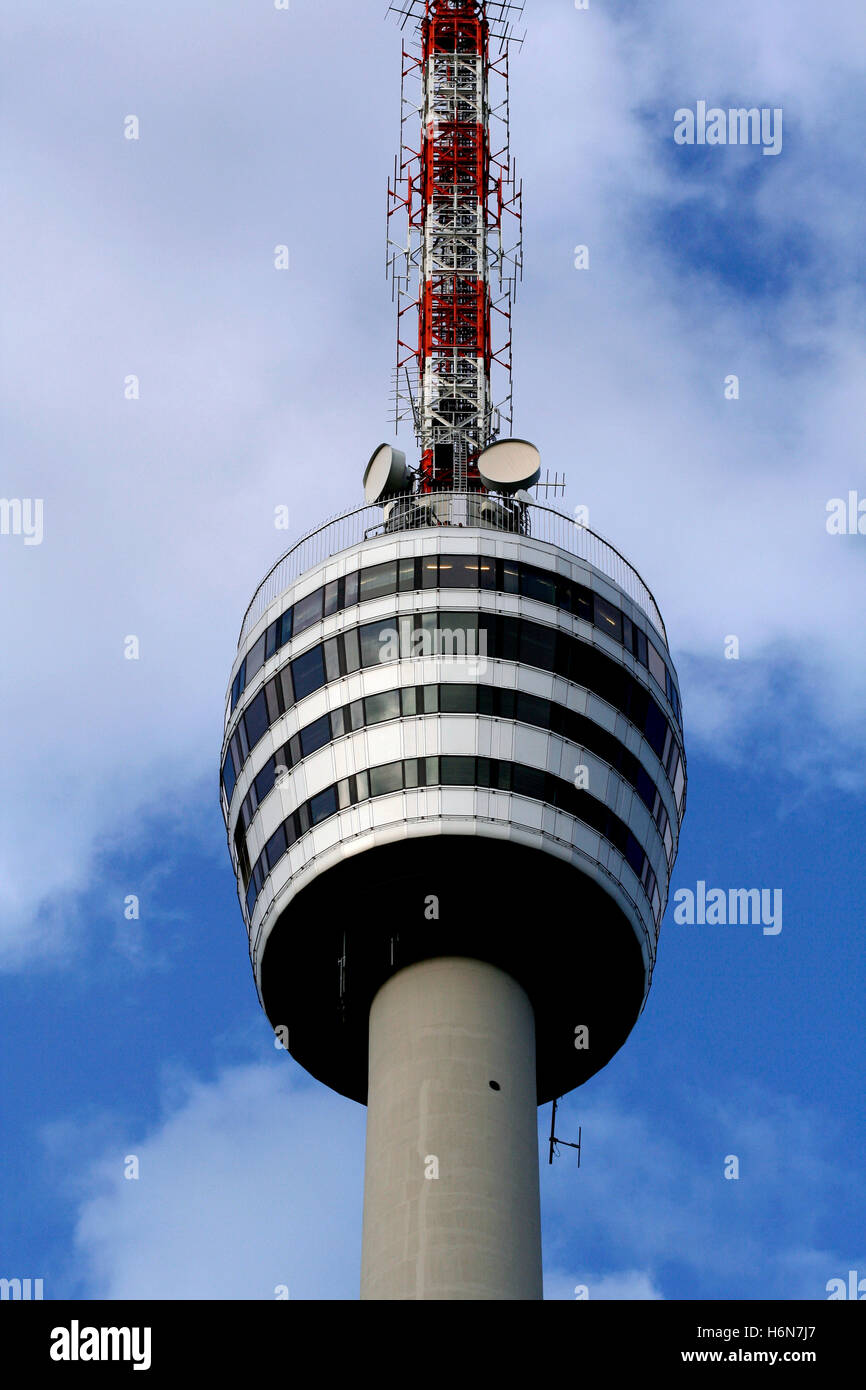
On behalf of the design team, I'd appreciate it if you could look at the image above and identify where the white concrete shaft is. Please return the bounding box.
[361,956,543,1300]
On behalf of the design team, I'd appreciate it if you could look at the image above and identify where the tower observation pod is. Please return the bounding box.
[220,0,687,1301]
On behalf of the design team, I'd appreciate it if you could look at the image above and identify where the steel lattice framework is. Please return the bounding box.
[387,1,524,492]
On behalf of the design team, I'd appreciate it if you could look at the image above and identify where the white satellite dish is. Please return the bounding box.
[363,444,411,504]
[477,439,541,495]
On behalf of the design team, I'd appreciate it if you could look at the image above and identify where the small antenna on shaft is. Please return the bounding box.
[548,1096,582,1167]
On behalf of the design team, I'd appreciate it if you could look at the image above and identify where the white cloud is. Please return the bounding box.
[70,1063,365,1300]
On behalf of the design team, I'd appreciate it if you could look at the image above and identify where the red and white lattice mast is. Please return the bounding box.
[387,1,524,493]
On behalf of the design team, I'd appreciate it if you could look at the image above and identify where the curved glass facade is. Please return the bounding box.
[228,680,679,881]
[242,754,664,929]
[229,552,683,727]
[222,609,686,812]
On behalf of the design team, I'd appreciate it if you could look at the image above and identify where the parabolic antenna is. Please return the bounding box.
[477,439,541,496]
[363,444,411,504]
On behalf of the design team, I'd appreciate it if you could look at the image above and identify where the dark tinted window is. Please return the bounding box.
[230,732,243,777]
[344,570,359,606]
[628,682,649,730]
[501,560,519,593]
[243,690,269,750]
[366,690,401,724]
[645,700,667,759]
[441,755,476,785]
[441,684,476,713]
[512,764,546,800]
[300,714,330,758]
[244,639,264,688]
[521,567,557,605]
[648,642,667,690]
[635,765,656,812]
[323,637,341,683]
[360,620,392,668]
[291,646,325,700]
[294,588,324,635]
[265,678,282,726]
[310,787,337,825]
[323,579,341,616]
[255,759,277,805]
[348,699,364,731]
[594,595,623,642]
[359,561,397,601]
[499,614,520,662]
[516,691,549,727]
[370,762,403,797]
[438,555,481,588]
[420,556,439,589]
[221,752,236,802]
[343,627,360,673]
[625,833,645,878]
[498,688,516,720]
[478,557,496,589]
[519,621,556,672]
[278,665,294,710]
[280,609,293,647]
[265,824,286,871]
[573,586,593,620]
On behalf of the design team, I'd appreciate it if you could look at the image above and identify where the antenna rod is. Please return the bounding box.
[388,1,523,493]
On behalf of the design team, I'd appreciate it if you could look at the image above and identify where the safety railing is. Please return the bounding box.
[238,492,667,647]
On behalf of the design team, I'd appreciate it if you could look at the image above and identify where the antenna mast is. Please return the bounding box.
[388,1,524,493]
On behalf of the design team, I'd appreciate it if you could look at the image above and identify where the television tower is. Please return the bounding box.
[221,0,686,1300]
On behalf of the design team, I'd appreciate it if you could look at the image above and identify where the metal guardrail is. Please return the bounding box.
[238,493,668,648]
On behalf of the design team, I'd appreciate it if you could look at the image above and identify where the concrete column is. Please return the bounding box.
[360,956,543,1300]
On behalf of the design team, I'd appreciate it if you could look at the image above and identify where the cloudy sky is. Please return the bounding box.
[1,0,864,1300]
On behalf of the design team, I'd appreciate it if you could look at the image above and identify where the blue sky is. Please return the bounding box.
[1,0,864,1300]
